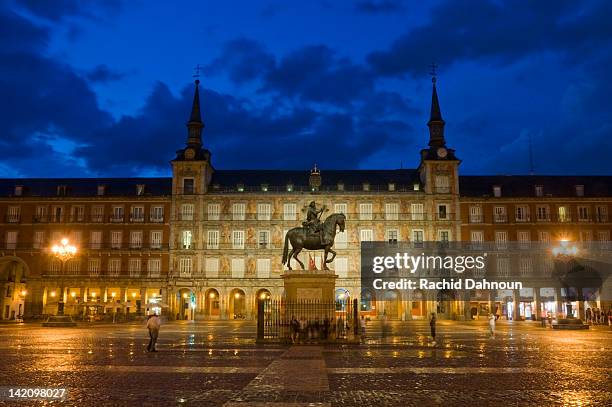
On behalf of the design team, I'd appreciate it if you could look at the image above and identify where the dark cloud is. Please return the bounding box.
[0,10,47,53]
[77,81,408,173]
[14,0,121,21]
[355,1,405,14]
[1,0,611,177]
[86,64,125,83]
[262,45,376,105]
[207,40,382,107]
[204,38,275,84]
[0,7,112,176]
[367,0,612,76]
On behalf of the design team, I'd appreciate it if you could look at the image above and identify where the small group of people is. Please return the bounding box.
[289,315,349,343]
[586,307,612,325]
[429,312,497,344]
[540,311,555,327]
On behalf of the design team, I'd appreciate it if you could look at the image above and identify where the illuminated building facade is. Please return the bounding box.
[0,79,610,321]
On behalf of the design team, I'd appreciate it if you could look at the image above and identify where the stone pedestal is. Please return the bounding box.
[281,269,337,302]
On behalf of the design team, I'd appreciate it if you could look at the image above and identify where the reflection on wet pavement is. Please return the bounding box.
[0,320,609,406]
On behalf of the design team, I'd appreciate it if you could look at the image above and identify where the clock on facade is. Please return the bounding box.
[437,147,448,158]
[184,148,195,160]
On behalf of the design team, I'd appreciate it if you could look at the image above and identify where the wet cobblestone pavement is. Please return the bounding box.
[0,320,610,406]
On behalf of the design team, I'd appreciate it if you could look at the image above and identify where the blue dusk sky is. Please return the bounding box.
[1,0,611,177]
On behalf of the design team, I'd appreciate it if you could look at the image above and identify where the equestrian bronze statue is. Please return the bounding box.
[282,202,346,270]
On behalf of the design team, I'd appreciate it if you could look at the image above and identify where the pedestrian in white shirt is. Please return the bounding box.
[146,314,161,352]
[488,313,496,339]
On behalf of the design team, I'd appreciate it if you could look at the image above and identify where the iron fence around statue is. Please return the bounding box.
[257,298,357,342]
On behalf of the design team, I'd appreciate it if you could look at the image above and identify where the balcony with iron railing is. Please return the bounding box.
[49,215,64,223]
[199,211,456,222]
[178,212,194,221]
[595,214,609,223]
[129,215,145,223]
[469,214,483,223]
[557,214,572,223]
[110,215,125,223]
[515,215,531,222]
[186,183,424,194]
[68,215,87,223]
[91,214,104,223]
[493,214,508,223]
[535,214,551,222]
[42,269,166,278]
[5,214,21,223]
[89,243,169,250]
[32,215,49,223]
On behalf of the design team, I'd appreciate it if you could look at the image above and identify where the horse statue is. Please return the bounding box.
[282,213,346,270]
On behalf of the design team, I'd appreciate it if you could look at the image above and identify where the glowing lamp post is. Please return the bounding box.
[51,238,78,262]
[50,238,78,315]
[552,239,579,258]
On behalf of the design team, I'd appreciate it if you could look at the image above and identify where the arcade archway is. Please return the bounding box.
[204,288,221,318]
[229,288,246,319]
[360,288,376,317]
[177,288,196,320]
[0,257,29,320]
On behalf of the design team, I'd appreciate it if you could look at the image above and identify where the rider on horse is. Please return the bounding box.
[303,201,325,243]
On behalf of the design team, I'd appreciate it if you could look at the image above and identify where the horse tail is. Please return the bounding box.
[282,230,290,265]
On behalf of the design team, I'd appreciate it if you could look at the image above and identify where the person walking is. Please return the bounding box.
[299,316,307,342]
[146,313,161,352]
[290,316,299,344]
[488,313,496,339]
[429,313,437,345]
[586,307,592,324]
[359,315,367,341]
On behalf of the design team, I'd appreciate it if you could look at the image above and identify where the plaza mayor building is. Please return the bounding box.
[1,79,610,322]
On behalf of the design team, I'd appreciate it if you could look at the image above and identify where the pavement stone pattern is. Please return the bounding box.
[0,320,610,406]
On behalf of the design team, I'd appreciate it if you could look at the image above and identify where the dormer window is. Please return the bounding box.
[14,185,23,196]
[535,185,544,197]
[493,186,502,197]
[337,182,344,191]
[286,184,293,192]
[575,185,584,197]
[57,185,67,196]
[97,185,106,196]
[362,182,370,192]
[388,183,396,192]
[136,184,145,196]
[237,183,245,192]
[261,184,268,192]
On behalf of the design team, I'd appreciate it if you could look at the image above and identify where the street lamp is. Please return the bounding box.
[50,238,78,315]
[51,238,78,262]
[552,239,579,258]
